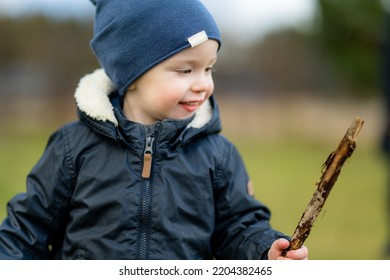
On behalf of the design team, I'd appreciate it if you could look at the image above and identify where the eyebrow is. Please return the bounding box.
[170,56,217,66]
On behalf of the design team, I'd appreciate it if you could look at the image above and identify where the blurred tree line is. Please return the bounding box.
[0,0,386,106]
[219,0,385,98]
[316,0,384,97]
[0,16,98,99]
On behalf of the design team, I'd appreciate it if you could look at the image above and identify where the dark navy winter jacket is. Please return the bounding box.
[0,69,287,259]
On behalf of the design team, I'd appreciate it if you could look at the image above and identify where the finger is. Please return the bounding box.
[286,246,308,260]
[277,238,290,250]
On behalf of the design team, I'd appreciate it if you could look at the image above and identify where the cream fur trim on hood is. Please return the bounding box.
[74,68,213,129]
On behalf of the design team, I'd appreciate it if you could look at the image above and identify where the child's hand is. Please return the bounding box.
[268,238,308,260]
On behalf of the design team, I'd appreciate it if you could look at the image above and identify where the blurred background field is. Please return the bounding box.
[0,0,390,259]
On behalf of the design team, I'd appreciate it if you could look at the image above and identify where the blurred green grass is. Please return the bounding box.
[0,124,388,259]
[229,134,388,260]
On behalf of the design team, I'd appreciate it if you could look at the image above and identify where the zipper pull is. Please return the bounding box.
[142,136,155,179]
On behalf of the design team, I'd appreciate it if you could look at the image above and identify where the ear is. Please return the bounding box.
[127,83,136,92]
[126,83,137,93]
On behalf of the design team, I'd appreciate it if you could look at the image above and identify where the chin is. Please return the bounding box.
[171,113,195,121]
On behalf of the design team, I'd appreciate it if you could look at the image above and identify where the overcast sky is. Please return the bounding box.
[0,0,317,41]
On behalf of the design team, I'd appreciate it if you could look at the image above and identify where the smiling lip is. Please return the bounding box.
[179,101,201,112]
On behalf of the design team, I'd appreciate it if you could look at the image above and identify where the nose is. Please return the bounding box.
[191,73,213,94]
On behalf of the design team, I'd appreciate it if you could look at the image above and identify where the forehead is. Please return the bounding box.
[168,40,219,63]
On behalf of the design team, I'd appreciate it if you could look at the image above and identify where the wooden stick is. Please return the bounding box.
[282,117,364,256]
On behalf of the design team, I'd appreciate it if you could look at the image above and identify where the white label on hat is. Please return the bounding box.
[188,31,208,48]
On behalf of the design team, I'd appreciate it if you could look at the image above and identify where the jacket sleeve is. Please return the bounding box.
[211,141,289,260]
[0,127,75,259]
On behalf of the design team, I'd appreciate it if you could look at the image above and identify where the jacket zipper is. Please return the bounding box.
[138,135,155,259]
[142,136,154,179]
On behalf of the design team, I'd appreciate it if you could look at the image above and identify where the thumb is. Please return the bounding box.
[268,238,290,260]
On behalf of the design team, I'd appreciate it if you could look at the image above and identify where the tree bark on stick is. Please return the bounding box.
[282,117,364,256]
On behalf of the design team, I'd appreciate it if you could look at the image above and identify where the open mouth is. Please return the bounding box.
[180,101,199,106]
[179,101,201,112]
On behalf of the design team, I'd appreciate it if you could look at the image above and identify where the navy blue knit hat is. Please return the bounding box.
[90,0,221,95]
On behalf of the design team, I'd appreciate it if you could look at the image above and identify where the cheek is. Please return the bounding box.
[207,79,215,96]
[156,85,186,106]
[162,80,188,98]
[142,77,183,102]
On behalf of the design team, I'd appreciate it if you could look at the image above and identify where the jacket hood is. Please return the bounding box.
[74,69,221,143]
[75,68,118,126]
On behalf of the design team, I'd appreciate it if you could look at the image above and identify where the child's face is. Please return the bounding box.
[123,40,218,125]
